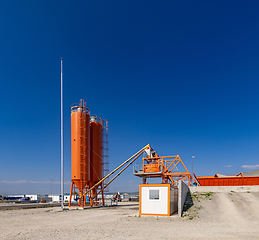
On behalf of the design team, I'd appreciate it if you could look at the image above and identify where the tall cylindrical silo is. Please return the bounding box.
[71,100,90,192]
[90,115,103,184]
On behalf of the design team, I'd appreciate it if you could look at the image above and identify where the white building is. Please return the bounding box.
[48,195,60,202]
[139,184,178,216]
[25,195,38,201]
[63,194,76,203]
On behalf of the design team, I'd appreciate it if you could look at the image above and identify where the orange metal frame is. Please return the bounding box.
[69,182,105,208]
[141,155,199,186]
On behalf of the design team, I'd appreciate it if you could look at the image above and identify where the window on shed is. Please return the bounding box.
[149,189,159,200]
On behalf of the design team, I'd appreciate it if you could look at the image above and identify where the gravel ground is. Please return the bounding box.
[0,192,259,240]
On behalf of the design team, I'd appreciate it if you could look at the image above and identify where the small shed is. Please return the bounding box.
[139,184,178,216]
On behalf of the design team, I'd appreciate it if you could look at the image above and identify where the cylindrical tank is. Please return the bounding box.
[90,115,103,184]
[71,100,90,190]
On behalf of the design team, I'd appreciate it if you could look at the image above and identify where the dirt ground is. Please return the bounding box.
[1,192,259,240]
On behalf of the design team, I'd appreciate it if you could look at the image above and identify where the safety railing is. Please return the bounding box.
[133,163,143,174]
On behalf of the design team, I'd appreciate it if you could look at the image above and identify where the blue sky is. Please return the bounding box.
[0,1,259,195]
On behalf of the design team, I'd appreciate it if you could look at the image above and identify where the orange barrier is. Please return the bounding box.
[195,174,259,186]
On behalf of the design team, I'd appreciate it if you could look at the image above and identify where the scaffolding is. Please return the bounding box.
[102,119,109,192]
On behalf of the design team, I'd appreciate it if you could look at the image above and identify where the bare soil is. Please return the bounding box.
[0,192,259,240]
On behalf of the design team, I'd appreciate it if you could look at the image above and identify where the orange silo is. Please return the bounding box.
[70,99,90,206]
[90,115,103,185]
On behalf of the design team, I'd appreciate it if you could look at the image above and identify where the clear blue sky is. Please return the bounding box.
[0,1,259,195]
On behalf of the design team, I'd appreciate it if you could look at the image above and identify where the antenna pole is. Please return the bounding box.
[61,58,64,209]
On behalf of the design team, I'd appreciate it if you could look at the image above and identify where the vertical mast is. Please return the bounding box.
[61,58,64,209]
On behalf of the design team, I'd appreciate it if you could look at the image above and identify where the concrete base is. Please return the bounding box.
[189,185,259,193]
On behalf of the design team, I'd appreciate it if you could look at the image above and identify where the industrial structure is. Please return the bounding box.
[132,147,198,216]
[69,98,259,213]
[69,99,109,207]
[75,143,192,215]
[133,148,198,186]
[69,102,196,213]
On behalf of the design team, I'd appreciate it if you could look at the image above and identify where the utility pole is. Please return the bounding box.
[61,58,64,209]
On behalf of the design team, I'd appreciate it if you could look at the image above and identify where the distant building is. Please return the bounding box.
[25,195,38,201]
[48,195,60,202]
[63,194,76,203]
[7,195,25,198]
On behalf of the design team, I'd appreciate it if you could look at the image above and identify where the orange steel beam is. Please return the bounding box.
[168,175,175,184]
[93,150,145,199]
[84,144,150,198]
[177,175,188,182]
[69,182,73,207]
[163,158,180,172]
[164,172,192,176]
[169,158,189,174]
[167,159,181,173]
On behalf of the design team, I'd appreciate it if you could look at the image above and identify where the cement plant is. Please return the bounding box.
[1,98,259,239]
